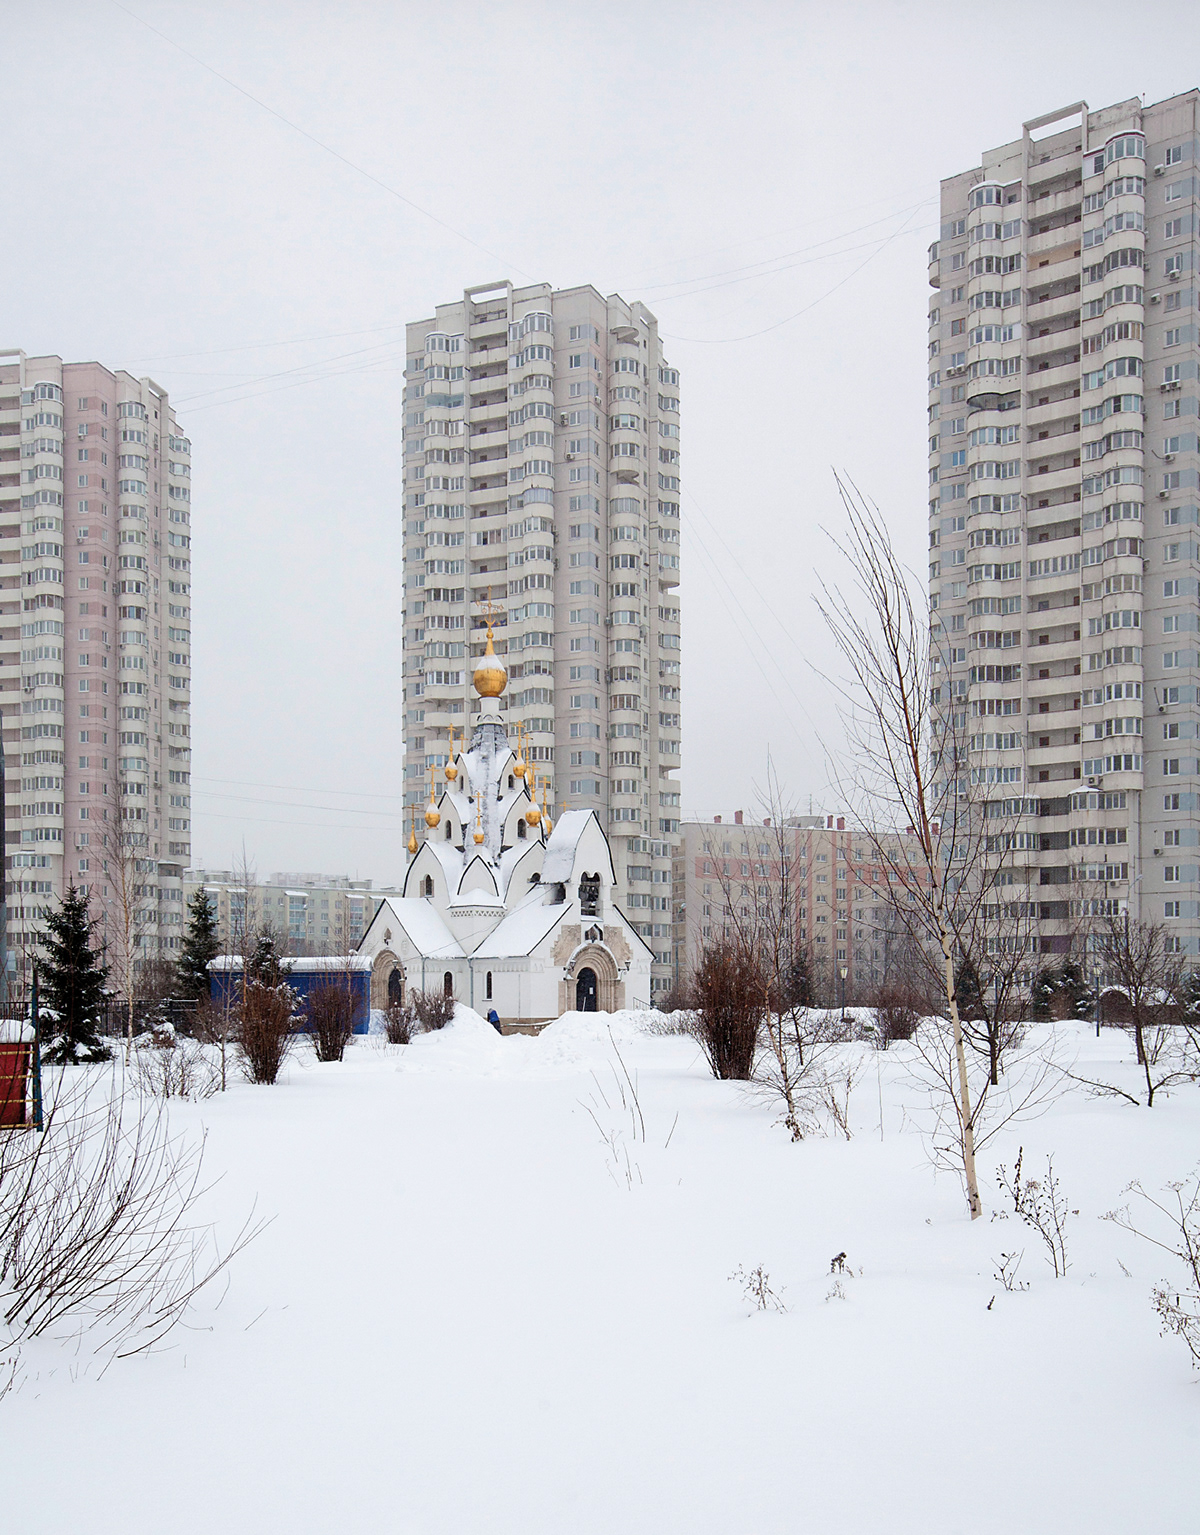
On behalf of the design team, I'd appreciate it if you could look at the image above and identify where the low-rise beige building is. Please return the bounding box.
[675,813,929,1002]
[183,869,402,957]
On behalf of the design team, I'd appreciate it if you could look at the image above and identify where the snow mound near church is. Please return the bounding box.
[536,1008,657,1049]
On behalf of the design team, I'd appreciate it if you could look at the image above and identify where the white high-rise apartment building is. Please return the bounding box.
[929,92,1200,965]
[402,281,681,995]
[0,351,193,982]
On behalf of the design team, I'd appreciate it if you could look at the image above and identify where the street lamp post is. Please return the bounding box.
[839,964,848,1027]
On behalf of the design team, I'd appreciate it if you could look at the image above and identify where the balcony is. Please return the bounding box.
[1025,228,1081,265]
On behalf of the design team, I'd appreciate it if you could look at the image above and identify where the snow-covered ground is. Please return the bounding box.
[5,1008,1197,1533]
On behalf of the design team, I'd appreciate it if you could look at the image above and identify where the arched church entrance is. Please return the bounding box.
[576,967,598,1012]
[371,950,403,1010]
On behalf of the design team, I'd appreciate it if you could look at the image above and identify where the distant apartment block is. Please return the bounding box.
[0,351,192,980]
[185,870,402,956]
[402,280,682,994]
[675,812,924,997]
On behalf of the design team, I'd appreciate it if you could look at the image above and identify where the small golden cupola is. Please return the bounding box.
[444,726,458,782]
[472,621,507,701]
[407,808,418,856]
[424,765,441,829]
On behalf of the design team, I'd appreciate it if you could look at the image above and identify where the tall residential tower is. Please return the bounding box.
[402,281,681,997]
[929,92,1200,965]
[0,351,193,985]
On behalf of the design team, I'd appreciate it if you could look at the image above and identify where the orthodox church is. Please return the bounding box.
[356,623,653,1031]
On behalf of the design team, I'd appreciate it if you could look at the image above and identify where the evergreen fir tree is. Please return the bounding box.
[245,930,289,989]
[1029,966,1057,1022]
[954,957,985,1021]
[177,887,221,999]
[785,947,812,1008]
[38,885,111,1064]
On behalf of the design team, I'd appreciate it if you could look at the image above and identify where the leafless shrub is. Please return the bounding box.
[874,987,920,1050]
[639,1009,696,1037]
[689,941,762,1081]
[1104,1171,1200,1370]
[729,1263,787,1314]
[409,989,455,1033]
[236,982,296,1085]
[0,1069,263,1363]
[192,995,235,1093]
[130,1037,220,1102]
[819,1062,863,1140]
[383,1002,417,1044]
[993,1250,1029,1292]
[306,981,356,1063]
[995,1148,1076,1277]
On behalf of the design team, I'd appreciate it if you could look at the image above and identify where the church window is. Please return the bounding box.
[486,971,493,1000]
[579,873,601,917]
[423,875,434,897]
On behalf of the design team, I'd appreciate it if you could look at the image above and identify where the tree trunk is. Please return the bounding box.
[988,1023,999,1088]
[940,923,981,1219]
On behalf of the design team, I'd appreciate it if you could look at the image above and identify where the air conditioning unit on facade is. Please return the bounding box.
[1154,164,1166,177]
[1087,776,1101,787]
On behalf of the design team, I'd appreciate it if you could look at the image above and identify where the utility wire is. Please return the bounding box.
[107,0,530,277]
[663,200,928,344]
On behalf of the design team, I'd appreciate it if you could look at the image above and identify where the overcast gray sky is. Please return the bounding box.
[4,1,1191,881]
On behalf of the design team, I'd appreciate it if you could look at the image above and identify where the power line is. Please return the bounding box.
[117,322,407,367]
[662,201,929,344]
[194,774,405,800]
[632,199,935,299]
[107,0,530,278]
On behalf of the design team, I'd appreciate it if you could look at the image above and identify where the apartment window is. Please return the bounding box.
[1164,364,1181,383]
[1165,901,1181,918]
[1165,794,1182,810]
[1165,329,1181,347]
[1165,145,1183,165]
[1165,220,1184,240]
[1164,758,1180,776]
[1165,254,1183,276]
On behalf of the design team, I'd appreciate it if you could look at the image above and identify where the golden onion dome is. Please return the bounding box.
[512,757,527,779]
[424,804,441,829]
[542,814,553,835]
[473,623,507,699]
[473,828,486,845]
[407,827,418,856]
[445,759,458,782]
[525,803,541,827]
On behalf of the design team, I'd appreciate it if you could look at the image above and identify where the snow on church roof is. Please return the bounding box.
[373,898,464,958]
[470,887,566,958]
[540,809,602,884]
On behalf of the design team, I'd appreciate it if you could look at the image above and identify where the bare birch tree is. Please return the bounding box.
[815,478,983,1218]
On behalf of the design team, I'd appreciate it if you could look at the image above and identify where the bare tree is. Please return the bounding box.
[816,480,984,1218]
[1088,912,1193,1106]
[96,820,155,1064]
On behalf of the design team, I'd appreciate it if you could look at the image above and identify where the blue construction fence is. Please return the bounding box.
[209,956,373,1034]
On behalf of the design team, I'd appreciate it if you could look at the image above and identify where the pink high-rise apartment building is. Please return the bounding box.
[0,350,193,986]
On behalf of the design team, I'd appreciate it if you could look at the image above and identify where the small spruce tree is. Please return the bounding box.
[954,956,985,1023]
[38,885,111,1063]
[177,888,220,1000]
[245,930,289,989]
